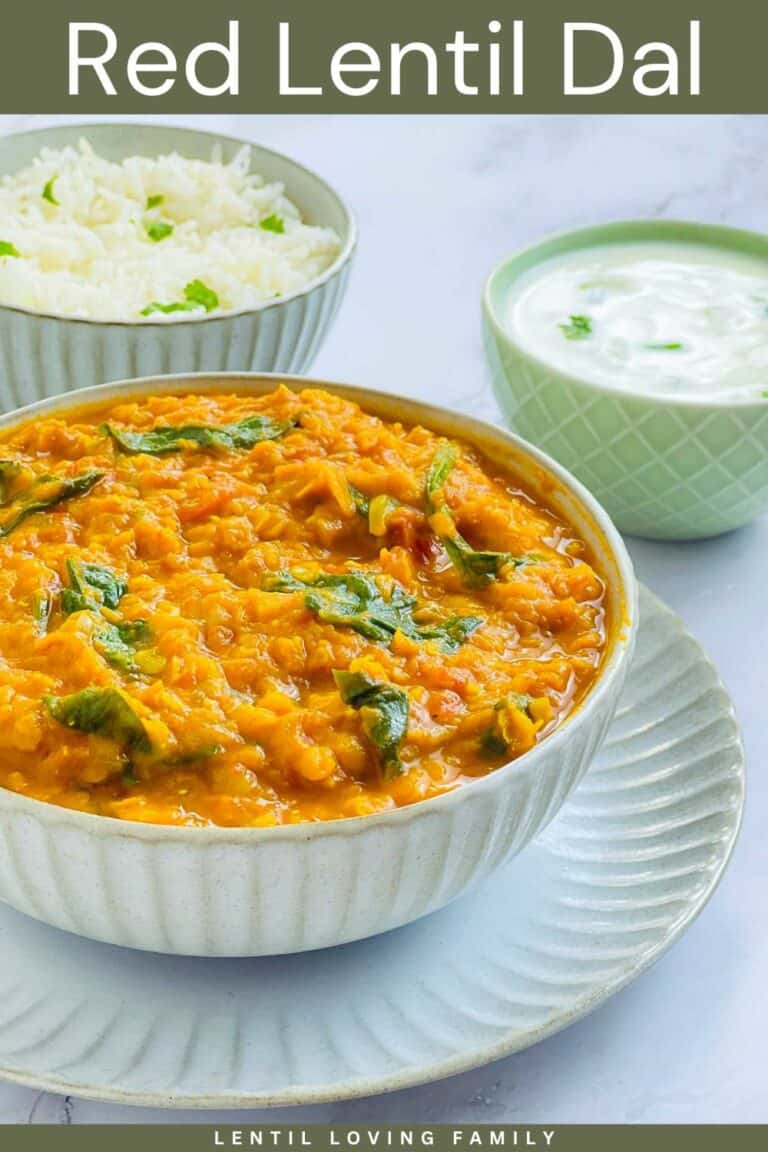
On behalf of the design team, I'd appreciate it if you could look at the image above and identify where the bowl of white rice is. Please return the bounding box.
[0,122,355,409]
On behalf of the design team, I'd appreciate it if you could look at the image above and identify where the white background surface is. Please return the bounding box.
[0,113,765,1125]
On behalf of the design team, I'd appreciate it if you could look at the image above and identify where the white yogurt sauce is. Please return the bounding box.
[506,241,768,400]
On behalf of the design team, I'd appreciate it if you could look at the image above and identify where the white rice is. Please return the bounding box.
[0,140,341,321]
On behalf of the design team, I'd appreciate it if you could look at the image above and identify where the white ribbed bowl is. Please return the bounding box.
[0,124,356,411]
[0,374,637,956]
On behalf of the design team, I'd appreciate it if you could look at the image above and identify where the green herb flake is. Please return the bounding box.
[44,687,151,754]
[144,219,174,243]
[0,241,20,259]
[0,472,103,539]
[141,300,198,317]
[103,412,294,456]
[141,279,219,317]
[644,342,683,351]
[146,194,165,209]
[183,279,219,312]
[263,570,481,653]
[558,315,593,341]
[334,670,409,779]
[42,177,59,206]
[259,214,285,234]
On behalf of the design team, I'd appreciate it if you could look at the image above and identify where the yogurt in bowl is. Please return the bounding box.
[506,241,768,403]
[483,220,768,540]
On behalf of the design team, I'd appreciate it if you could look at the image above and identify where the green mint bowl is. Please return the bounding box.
[482,220,768,540]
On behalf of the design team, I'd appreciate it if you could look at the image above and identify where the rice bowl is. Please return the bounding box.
[0,122,356,407]
[0,140,341,322]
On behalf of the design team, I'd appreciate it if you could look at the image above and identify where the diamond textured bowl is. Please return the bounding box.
[0,123,355,411]
[483,220,768,540]
[0,373,637,956]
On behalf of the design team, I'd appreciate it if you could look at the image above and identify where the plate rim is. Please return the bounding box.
[0,586,745,1109]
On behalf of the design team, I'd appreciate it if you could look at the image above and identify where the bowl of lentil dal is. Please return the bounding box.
[0,373,636,955]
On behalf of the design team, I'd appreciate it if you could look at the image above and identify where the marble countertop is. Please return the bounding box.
[0,112,765,1125]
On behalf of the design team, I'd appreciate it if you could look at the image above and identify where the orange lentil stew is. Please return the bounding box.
[0,386,607,827]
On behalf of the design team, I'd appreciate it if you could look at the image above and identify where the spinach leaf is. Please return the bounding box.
[348,482,370,518]
[0,460,25,503]
[169,743,226,765]
[348,484,402,536]
[113,619,153,646]
[263,571,411,642]
[559,315,593,340]
[442,533,522,586]
[334,670,409,778]
[93,619,161,675]
[103,413,294,456]
[263,570,480,652]
[479,694,553,758]
[44,688,151,754]
[93,622,142,674]
[62,559,128,613]
[425,442,457,516]
[368,494,400,537]
[416,613,483,650]
[424,446,525,586]
[60,561,161,674]
[479,694,533,757]
[480,726,509,758]
[123,742,225,786]
[0,472,103,538]
[32,591,52,636]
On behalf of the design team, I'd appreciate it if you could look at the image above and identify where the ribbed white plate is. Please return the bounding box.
[0,587,744,1107]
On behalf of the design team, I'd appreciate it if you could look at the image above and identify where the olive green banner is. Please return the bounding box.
[2,0,768,112]
[0,1128,767,1151]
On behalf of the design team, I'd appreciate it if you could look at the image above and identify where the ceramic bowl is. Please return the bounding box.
[0,373,637,957]
[483,220,768,540]
[0,123,356,410]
